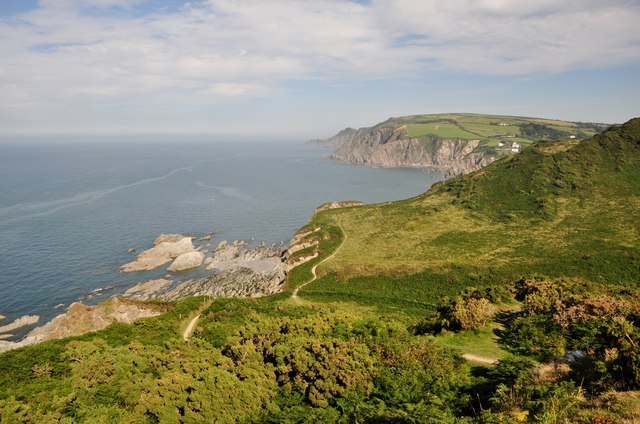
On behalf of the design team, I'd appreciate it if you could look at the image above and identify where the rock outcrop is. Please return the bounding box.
[121,235,196,272]
[314,200,363,213]
[161,266,286,301]
[286,225,324,268]
[172,240,288,300]
[0,315,39,333]
[204,240,286,272]
[168,251,205,272]
[0,299,161,353]
[329,126,495,177]
[307,127,367,148]
[122,278,172,301]
[118,239,289,302]
[29,299,161,340]
[153,233,187,245]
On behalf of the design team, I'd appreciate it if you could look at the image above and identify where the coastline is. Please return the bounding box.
[0,141,441,350]
[0,196,358,353]
[0,228,318,352]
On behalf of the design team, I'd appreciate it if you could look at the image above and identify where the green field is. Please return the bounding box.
[386,113,607,149]
[406,122,479,139]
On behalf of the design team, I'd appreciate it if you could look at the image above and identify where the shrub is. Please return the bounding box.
[446,296,494,331]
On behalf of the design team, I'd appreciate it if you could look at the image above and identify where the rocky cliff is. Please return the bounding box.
[307,127,366,148]
[329,125,495,177]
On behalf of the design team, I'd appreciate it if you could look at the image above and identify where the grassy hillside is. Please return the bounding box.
[1,119,638,423]
[295,119,640,316]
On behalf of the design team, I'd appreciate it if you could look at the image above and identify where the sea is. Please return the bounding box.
[0,138,443,338]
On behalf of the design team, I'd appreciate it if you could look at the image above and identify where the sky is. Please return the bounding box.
[1,0,639,139]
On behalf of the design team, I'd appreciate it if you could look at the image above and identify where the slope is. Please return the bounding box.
[292,118,640,315]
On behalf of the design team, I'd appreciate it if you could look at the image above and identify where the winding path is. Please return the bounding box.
[292,218,346,300]
[182,299,213,341]
[183,315,201,341]
[462,353,498,365]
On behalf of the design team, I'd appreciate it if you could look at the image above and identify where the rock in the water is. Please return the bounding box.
[0,315,39,333]
[0,334,12,340]
[128,247,136,253]
[121,236,195,272]
[168,251,205,272]
[119,235,290,304]
[153,234,187,245]
[161,266,286,301]
[0,313,4,321]
[200,235,212,241]
[205,240,286,273]
[121,239,289,303]
[121,279,172,301]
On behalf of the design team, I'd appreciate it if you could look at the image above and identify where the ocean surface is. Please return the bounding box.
[0,139,443,336]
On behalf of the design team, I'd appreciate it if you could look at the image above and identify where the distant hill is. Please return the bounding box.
[312,113,609,177]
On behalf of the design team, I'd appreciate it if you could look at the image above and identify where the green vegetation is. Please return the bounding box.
[406,122,479,139]
[381,113,609,157]
[300,119,640,292]
[436,326,507,361]
[0,118,638,422]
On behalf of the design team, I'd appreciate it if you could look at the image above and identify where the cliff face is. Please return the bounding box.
[307,127,367,148]
[329,126,495,177]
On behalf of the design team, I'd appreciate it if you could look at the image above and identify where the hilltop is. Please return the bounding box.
[0,118,638,423]
[313,113,608,177]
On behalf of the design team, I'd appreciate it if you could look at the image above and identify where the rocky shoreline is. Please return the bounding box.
[0,195,361,353]
[118,237,290,302]
[0,229,315,353]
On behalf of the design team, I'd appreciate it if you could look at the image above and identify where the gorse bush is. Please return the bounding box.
[448,296,494,331]
[500,277,640,393]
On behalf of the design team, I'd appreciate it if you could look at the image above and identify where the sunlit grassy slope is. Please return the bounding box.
[292,118,640,316]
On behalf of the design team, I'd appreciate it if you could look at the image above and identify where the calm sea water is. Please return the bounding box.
[0,139,442,334]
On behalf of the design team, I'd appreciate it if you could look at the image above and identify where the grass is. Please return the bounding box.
[406,122,479,139]
[387,114,606,161]
[436,324,508,361]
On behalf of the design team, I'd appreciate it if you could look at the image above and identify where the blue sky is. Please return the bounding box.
[1,0,639,138]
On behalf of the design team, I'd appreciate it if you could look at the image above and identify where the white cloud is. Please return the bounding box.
[0,0,638,132]
[209,82,271,97]
[376,0,640,74]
